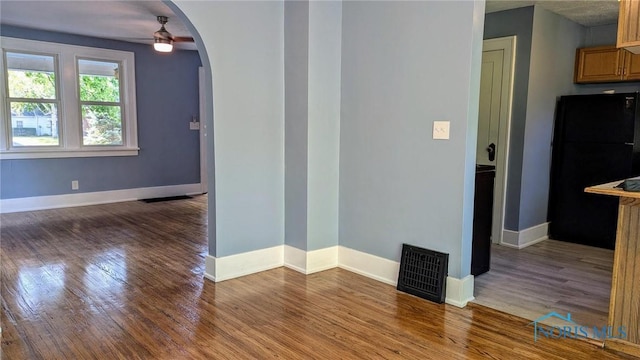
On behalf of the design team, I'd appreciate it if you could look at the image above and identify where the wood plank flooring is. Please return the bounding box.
[1,197,635,359]
[473,240,614,337]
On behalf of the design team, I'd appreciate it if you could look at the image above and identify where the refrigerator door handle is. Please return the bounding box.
[625,143,634,146]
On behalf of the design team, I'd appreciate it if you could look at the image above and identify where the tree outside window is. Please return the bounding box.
[78,59,123,146]
[6,52,59,146]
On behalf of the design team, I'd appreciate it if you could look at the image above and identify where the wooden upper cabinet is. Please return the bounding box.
[623,51,640,80]
[574,46,640,83]
[617,0,640,54]
[575,46,624,83]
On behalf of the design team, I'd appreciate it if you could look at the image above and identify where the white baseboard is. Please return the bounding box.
[501,230,519,248]
[445,275,475,307]
[204,245,284,282]
[208,245,399,285]
[284,245,339,274]
[501,222,548,249]
[338,246,472,307]
[338,246,399,286]
[308,246,339,273]
[208,245,337,282]
[0,183,203,213]
[283,245,307,273]
[204,244,474,308]
[203,255,217,282]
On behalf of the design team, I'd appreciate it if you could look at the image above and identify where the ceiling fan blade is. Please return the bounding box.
[173,36,194,43]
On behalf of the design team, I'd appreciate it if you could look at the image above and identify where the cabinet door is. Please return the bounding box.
[623,50,640,80]
[575,46,624,83]
[617,0,640,53]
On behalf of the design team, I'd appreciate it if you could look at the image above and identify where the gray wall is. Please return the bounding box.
[306,1,341,251]
[0,25,202,199]
[174,1,285,258]
[519,7,583,230]
[339,1,484,278]
[284,1,342,253]
[585,24,618,46]
[284,0,310,251]
[177,0,484,280]
[483,7,534,231]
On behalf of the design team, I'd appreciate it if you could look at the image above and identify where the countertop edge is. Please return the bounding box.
[585,177,640,199]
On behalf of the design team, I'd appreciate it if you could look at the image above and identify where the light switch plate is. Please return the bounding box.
[433,121,450,140]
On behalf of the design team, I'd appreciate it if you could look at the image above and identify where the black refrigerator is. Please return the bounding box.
[549,93,640,249]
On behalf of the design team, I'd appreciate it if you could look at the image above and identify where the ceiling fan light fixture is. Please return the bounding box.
[153,16,173,53]
[154,38,173,53]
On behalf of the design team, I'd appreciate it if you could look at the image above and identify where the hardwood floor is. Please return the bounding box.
[1,197,635,359]
[473,240,614,337]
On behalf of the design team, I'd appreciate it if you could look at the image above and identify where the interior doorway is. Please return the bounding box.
[474,36,613,340]
[477,36,516,245]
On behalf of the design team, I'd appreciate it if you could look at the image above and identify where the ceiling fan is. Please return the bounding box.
[153,15,194,53]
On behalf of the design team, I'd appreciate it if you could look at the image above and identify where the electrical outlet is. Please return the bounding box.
[433,121,450,140]
[189,121,200,130]
[71,180,79,190]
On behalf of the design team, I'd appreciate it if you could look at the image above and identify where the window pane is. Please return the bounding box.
[78,59,120,102]
[6,52,56,99]
[82,105,122,145]
[10,102,59,146]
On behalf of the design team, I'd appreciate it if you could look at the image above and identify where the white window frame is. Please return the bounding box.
[0,37,138,159]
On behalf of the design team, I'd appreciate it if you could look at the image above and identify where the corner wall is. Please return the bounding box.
[173,1,285,258]
[283,0,342,273]
[519,6,584,230]
[339,0,484,280]
[483,7,534,232]
[178,0,483,305]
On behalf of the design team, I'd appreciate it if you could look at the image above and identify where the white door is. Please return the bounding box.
[478,37,516,245]
[477,50,503,166]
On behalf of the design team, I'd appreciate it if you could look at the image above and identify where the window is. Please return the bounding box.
[1,37,138,159]
[78,59,122,146]
[6,52,59,147]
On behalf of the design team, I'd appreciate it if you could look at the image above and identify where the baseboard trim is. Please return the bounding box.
[308,246,339,274]
[338,246,399,286]
[283,245,307,273]
[501,230,520,248]
[204,245,284,282]
[501,222,548,249]
[204,244,474,307]
[445,275,475,307]
[204,255,217,282]
[284,245,339,274]
[0,183,203,213]
[337,246,470,307]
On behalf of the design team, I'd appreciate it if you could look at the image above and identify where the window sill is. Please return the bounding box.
[0,148,139,160]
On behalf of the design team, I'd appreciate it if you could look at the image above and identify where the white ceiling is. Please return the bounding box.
[486,0,620,26]
[0,0,621,52]
[0,0,197,51]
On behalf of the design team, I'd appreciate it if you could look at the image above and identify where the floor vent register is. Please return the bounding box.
[397,243,448,304]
